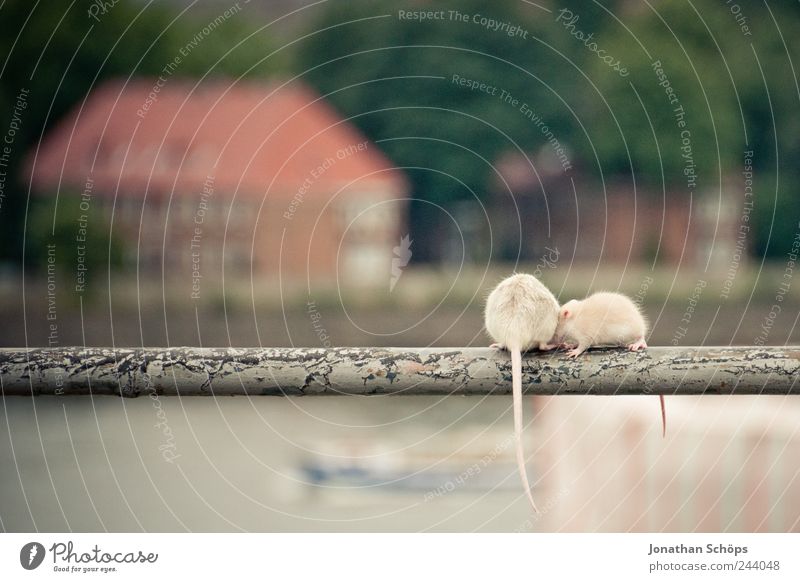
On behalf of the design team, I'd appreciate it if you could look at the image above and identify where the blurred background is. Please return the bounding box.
[1,0,799,532]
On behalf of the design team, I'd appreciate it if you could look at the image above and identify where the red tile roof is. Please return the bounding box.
[28,78,407,199]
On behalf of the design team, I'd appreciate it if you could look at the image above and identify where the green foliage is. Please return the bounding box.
[583,2,740,180]
[297,0,571,205]
[297,0,800,259]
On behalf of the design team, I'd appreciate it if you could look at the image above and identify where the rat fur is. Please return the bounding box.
[484,273,560,511]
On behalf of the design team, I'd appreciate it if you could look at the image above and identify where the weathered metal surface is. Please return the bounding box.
[0,346,798,397]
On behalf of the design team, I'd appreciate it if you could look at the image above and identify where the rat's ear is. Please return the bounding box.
[562,308,571,319]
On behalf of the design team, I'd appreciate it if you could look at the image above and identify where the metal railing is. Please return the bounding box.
[1,346,798,397]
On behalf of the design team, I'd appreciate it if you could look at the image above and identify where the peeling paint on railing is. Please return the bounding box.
[1,347,798,397]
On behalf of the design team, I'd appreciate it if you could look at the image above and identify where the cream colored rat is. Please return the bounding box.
[484,273,560,512]
[554,292,648,356]
[553,291,665,437]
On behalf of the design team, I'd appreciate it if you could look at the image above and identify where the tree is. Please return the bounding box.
[299,0,800,260]
[585,1,800,258]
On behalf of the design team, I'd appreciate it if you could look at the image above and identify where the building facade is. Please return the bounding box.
[28,78,408,287]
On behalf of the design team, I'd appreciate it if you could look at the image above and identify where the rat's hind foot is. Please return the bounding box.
[489,343,505,350]
[538,342,558,351]
[627,338,648,351]
[566,348,584,359]
[559,342,577,350]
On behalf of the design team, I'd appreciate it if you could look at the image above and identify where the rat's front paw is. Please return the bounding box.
[626,338,648,351]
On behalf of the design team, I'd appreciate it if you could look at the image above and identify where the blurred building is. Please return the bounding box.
[489,150,746,267]
[27,78,408,285]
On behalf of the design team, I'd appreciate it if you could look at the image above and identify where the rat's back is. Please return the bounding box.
[485,273,559,350]
[578,291,647,343]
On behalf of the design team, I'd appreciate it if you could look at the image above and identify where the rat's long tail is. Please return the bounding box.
[511,345,539,513]
[659,394,666,438]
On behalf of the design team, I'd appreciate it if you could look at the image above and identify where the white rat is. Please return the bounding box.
[553,291,665,437]
[484,273,560,512]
